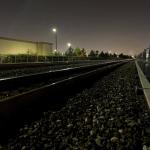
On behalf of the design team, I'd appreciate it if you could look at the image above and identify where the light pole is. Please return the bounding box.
[52,28,57,51]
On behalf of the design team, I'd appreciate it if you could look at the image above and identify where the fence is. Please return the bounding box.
[0,55,91,64]
[0,54,120,64]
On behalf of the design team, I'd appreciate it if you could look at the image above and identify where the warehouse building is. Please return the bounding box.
[0,37,53,56]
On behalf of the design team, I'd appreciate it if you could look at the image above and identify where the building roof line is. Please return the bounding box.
[0,36,53,45]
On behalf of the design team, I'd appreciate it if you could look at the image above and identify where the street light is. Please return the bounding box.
[52,28,57,33]
[67,43,71,48]
[52,28,57,51]
[67,43,72,62]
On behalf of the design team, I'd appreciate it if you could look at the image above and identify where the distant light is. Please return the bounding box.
[146,49,149,59]
[67,43,71,47]
[52,28,57,33]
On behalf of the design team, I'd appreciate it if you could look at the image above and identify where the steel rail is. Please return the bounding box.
[0,60,122,92]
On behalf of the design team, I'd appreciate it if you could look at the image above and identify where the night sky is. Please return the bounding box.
[0,0,150,55]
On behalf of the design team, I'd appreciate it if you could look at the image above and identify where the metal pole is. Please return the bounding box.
[55,32,57,51]
[15,55,16,63]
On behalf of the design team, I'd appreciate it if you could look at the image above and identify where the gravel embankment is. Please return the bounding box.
[4,62,150,150]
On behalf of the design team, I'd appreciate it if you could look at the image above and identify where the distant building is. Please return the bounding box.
[143,48,150,61]
[0,37,53,56]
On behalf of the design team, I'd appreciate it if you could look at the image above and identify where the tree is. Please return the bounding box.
[80,48,87,57]
[99,51,105,59]
[95,50,99,57]
[88,50,97,59]
[113,53,117,58]
[65,47,74,56]
[119,53,132,59]
[74,47,81,56]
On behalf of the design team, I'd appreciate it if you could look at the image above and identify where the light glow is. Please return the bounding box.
[67,43,71,47]
[52,28,57,33]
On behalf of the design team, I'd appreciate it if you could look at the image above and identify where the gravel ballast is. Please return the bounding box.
[4,62,150,149]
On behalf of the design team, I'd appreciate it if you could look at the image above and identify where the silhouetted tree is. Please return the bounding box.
[88,50,96,59]
[119,53,132,59]
[65,47,74,56]
[95,50,99,57]
[113,53,117,58]
[74,47,81,56]
[80,48,87,57]
[99,51,105,59]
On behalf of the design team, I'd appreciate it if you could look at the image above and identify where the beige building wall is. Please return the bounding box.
[0,37,53,56]
[36,42,53,56]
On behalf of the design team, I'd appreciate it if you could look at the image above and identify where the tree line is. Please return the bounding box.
[64,47,132,59]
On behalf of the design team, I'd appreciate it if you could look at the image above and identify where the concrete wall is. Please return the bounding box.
[0,37,53,56]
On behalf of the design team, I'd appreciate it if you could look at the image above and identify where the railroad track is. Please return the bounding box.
[0,60,109,70]
[0,60,124,95]
[0,60,109,79]
[0,60,130,142]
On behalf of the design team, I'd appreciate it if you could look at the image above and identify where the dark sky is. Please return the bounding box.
[0,0,150,55]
